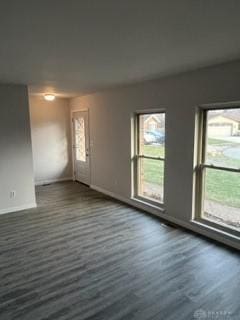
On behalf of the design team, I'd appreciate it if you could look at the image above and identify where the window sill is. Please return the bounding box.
[131,197,166,214]
[191,218,240,241]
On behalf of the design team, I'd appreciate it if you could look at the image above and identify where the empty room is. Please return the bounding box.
[0,1,240,320]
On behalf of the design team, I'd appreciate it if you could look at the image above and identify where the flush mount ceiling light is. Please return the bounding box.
[44,94,56,101]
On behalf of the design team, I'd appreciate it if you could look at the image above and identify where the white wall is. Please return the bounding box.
[70,60,240,249]
[0,84,36,213]
[29,96,72,185]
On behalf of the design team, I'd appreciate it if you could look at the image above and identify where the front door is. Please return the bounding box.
[72,111,90,185]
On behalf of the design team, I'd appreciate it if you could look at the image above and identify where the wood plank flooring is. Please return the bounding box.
[0,182,239,320]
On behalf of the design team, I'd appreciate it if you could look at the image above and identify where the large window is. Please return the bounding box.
[134,112,165,204]
[196,107,240,233]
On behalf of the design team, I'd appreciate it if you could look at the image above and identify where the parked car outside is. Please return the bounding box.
[144,130,165,144]
[144,131,157,144]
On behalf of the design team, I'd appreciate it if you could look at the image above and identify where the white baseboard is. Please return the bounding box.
[91,184,240,250]
[0,202,37,215]
[91,185,134,206]
[35,177,73,186]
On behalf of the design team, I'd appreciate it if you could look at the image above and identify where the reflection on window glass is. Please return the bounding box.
[137,113,165,203]
[139,158,164,202]
[203,168,240,230]
[206,109,240,169]
[75,118,86,162]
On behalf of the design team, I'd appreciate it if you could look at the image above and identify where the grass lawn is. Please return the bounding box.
[142,158,164,186]
[205,168,240,207]
[208,137,234,146]
[207,138,240,168]
[142,145,164,186]
[143,144,165,158]
[143,141,240,208]
[206,138,240,207]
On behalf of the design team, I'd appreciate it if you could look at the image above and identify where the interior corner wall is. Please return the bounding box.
[29,96,72,185]
[0,84,36,213]
[70,60,240,249]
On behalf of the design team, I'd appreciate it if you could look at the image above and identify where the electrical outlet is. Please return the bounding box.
[10,190,16,199]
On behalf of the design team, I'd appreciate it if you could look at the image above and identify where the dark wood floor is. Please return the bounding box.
[0,182,239,320]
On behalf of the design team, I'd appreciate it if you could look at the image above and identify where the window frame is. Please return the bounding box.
[133,110,166,207]
[195,104,240,237]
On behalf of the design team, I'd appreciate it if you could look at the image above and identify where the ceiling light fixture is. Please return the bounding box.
[44,94,56,101]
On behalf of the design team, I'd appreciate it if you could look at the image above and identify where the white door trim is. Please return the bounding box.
[71,109,91,185]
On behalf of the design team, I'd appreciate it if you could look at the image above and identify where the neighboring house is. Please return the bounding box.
[208,111,240,137]
[144,114,164,131]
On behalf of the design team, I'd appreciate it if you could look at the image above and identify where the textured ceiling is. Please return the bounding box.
[0,0,240,97]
